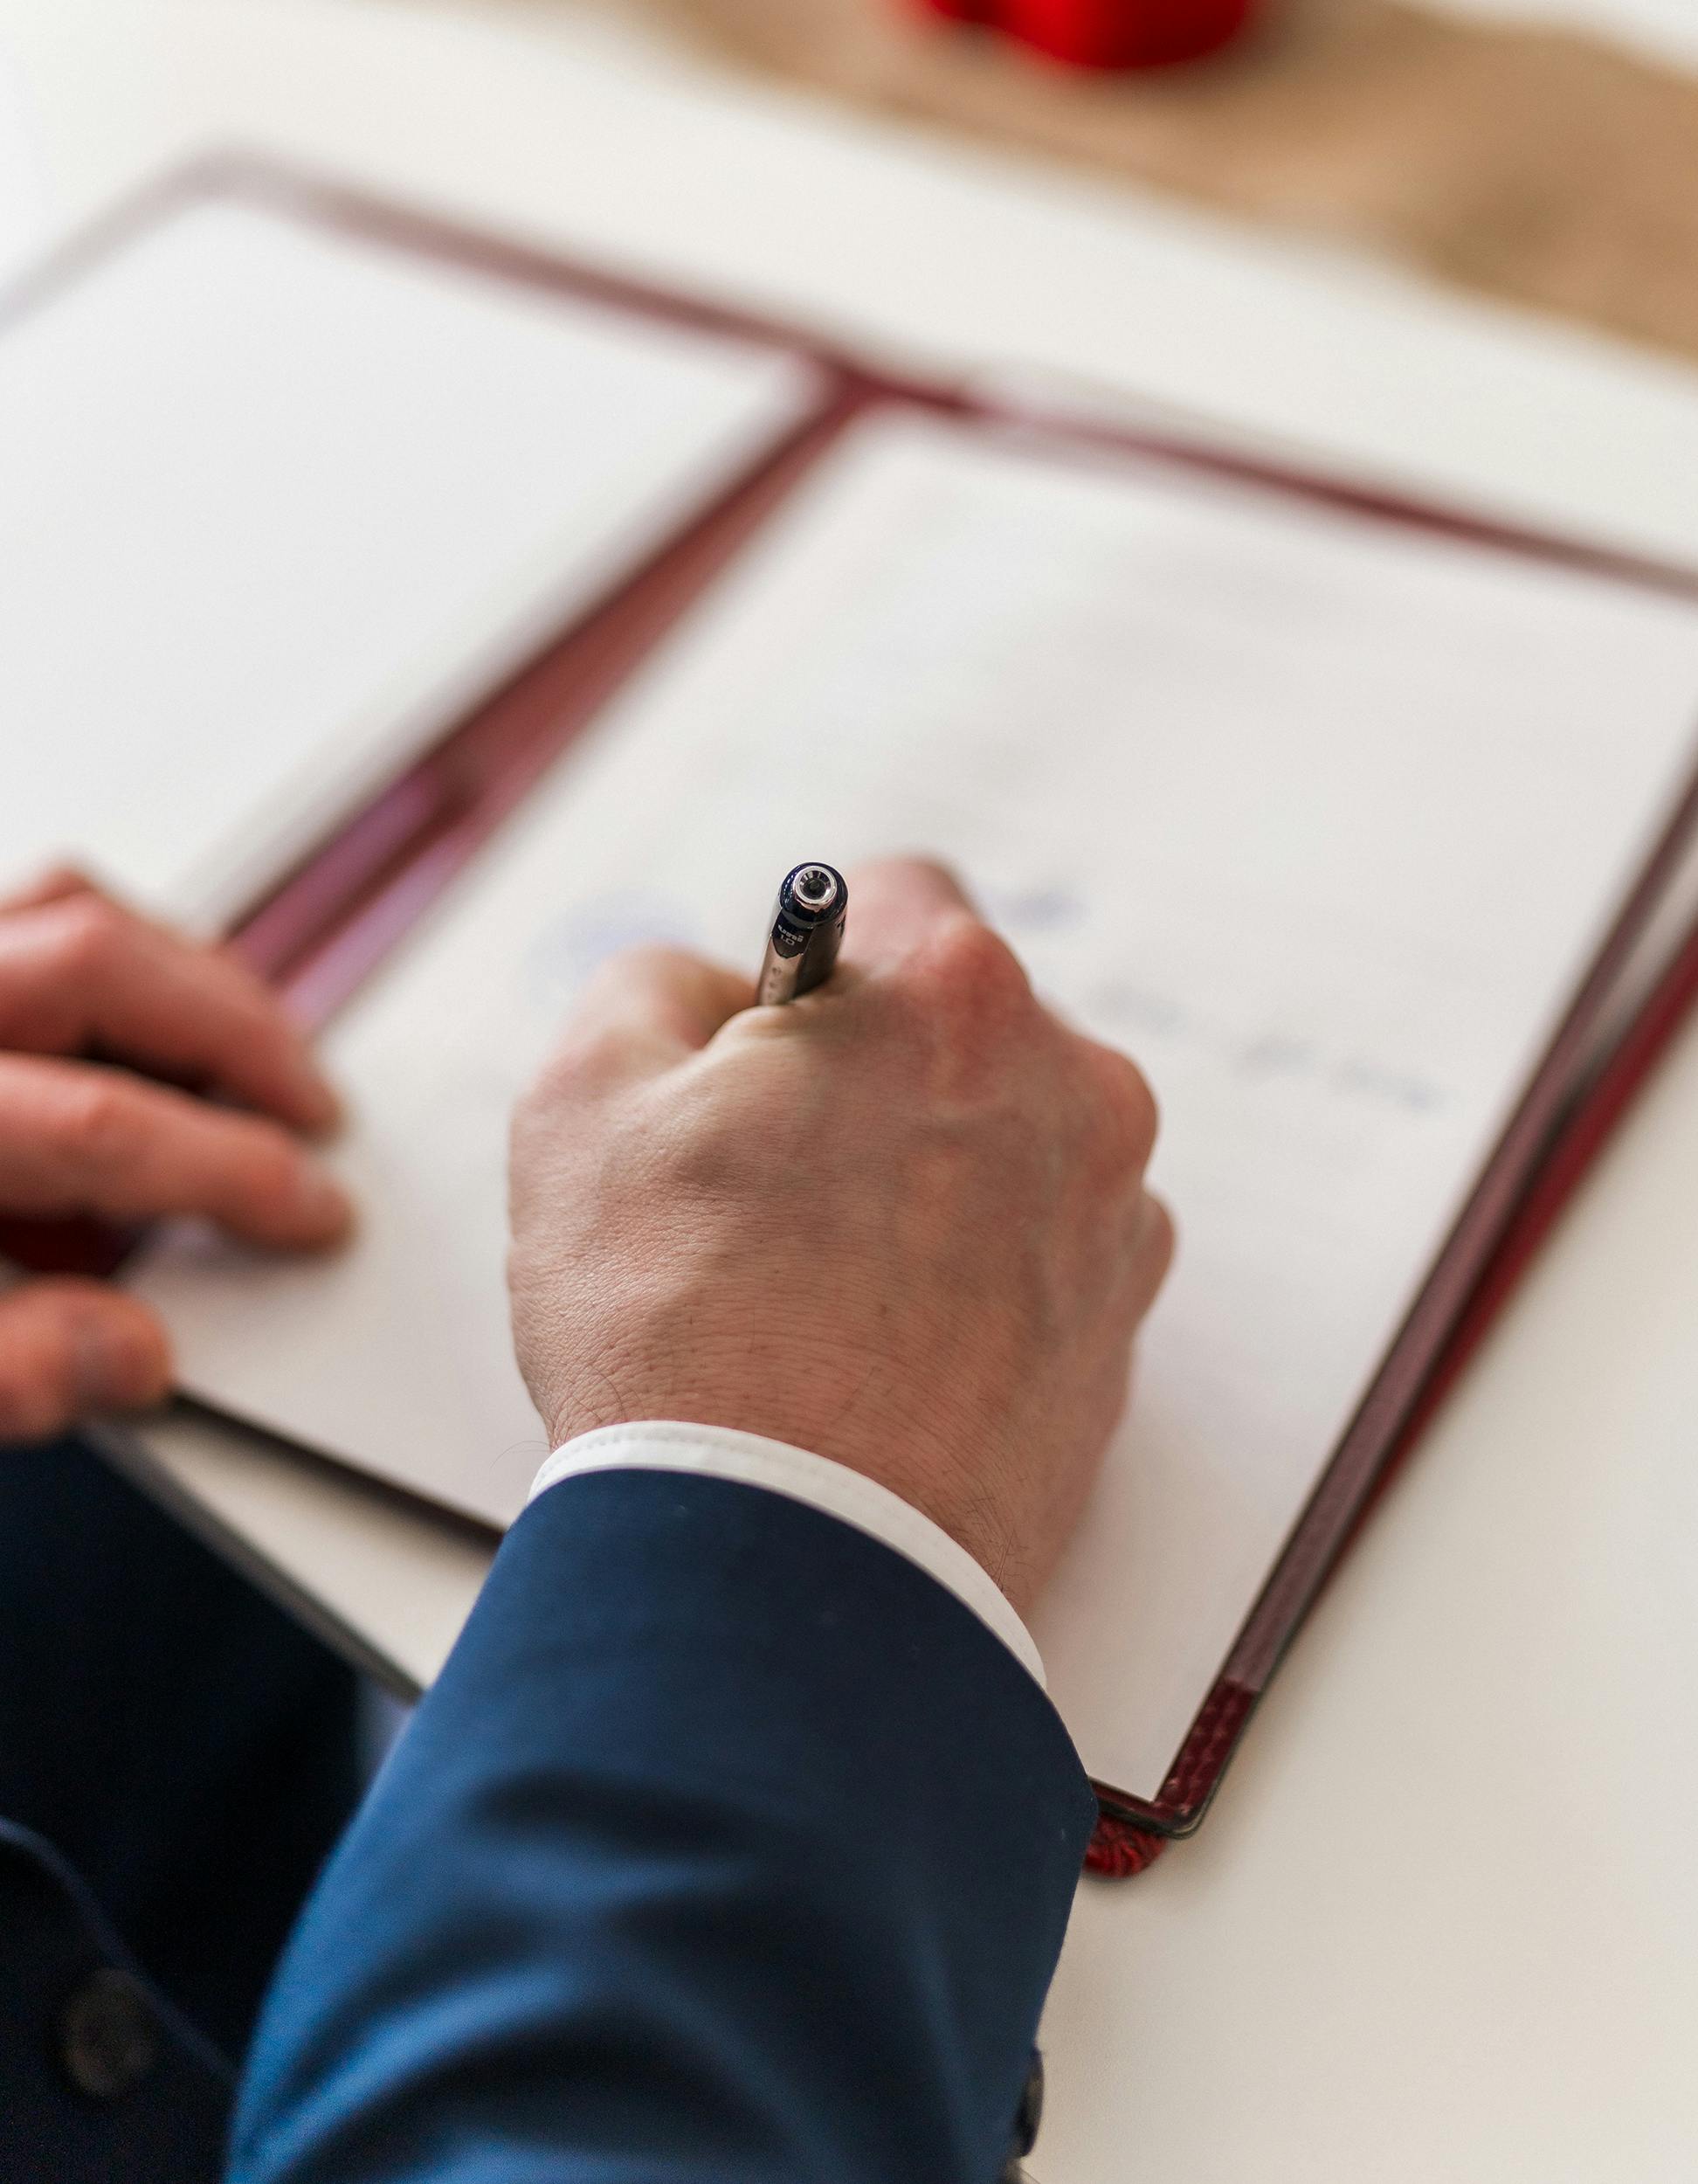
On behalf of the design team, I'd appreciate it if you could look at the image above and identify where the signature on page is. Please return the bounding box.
[980,880,1452,1118]
[1081,978,1449,1116]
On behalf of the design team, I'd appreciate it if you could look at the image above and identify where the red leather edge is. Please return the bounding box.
[1087,829,1698,1851]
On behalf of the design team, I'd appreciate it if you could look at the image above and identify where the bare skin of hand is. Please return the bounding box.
[0,869,351,1441]
[509,858,1172,1617]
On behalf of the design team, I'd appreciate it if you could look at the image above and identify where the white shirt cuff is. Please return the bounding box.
[528,1421,1045,1687]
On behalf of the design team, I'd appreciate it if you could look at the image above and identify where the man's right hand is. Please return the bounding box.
[0,869,351,1442]
[509,857,1172,1618]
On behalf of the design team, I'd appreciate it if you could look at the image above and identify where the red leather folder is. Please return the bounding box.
[16,159,1698,1874]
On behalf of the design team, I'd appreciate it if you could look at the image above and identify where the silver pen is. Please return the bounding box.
[757,863,848,1006]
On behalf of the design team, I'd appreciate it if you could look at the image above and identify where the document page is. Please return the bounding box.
[0,193,815,923]
[134,413,1698,1797]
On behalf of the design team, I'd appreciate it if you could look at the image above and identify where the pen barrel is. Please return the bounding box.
[758,864,848,1005]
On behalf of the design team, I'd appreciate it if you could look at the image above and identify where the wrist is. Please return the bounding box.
[528,1420,1046,1683]
[533,1366,1037,1614]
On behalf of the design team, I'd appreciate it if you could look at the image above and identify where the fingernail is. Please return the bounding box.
[271,1055,341,1135]
[300,1073,343,1135]
[72,1322,162,1413]
[293,1159,354,1238]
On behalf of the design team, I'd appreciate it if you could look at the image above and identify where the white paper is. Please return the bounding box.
[0,194,814,924]
[134,413,1698,1795]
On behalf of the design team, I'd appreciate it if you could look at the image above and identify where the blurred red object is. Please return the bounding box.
[917,0,1255,66]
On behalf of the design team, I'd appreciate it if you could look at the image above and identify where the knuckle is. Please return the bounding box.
[1,863,92,916]
[31,861,89,893]
[52,1074,141,1177]
[47,893,128,981]
[904,916,1031,1029]
[17,863,83,904]
[1142,1193,1177,1274]
[238,1127,307,1210]
[1097,1050,1160,1170]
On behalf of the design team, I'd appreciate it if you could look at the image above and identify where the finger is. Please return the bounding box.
[0,863,102,915]
[0,1280,172,1442]
[839,858,980,975]
[0,892,338,1130]
[560,946,755,1075]
[0,1056,352,1248]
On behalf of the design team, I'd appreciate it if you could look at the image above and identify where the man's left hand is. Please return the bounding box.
[0,868,350,1441]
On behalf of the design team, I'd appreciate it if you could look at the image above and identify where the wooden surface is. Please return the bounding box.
[604,0,1698,365]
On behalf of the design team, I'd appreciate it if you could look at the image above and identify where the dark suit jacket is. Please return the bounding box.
[231,1469,1097,2182]
[0,1818,234,2182]
[0,1441,359,2184]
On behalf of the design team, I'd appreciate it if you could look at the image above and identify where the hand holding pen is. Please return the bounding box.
[511,854,1171,1614]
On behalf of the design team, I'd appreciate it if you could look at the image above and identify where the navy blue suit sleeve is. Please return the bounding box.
[230,1471,1098,2184]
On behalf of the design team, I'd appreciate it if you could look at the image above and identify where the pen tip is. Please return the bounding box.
[789,865,839,913]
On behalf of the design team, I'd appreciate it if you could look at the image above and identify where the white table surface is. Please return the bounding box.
[7,1,1698,2174]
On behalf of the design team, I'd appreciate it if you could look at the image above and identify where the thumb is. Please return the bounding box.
[0,1280,172,1443]
[559,945,756,1079]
